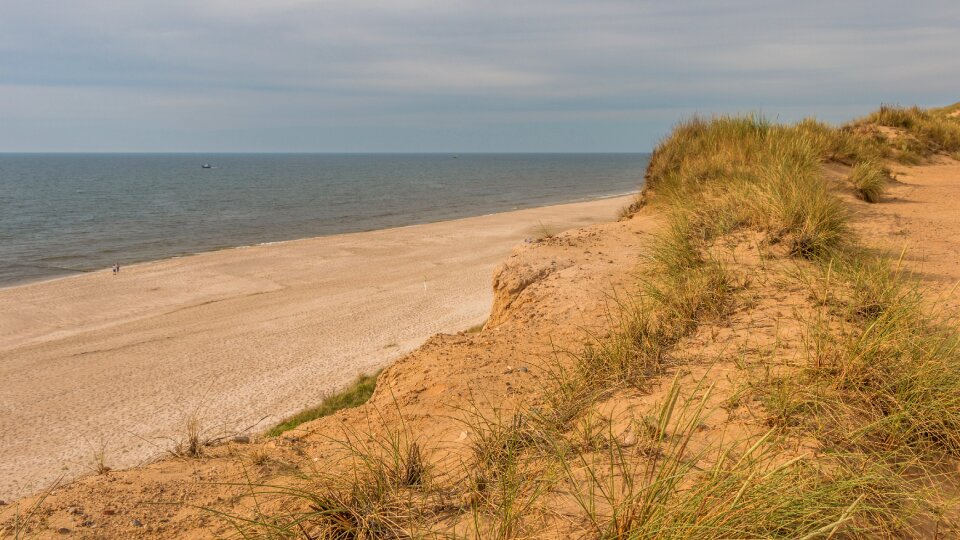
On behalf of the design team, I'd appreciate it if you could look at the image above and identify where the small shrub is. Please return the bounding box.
[466,410,541,490]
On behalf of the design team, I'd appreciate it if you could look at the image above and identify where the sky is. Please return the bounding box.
[1,0,959,153]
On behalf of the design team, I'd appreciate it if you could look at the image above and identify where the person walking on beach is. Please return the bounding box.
[112,263,119,275]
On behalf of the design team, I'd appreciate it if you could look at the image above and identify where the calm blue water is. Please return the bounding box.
[0,153,647,287]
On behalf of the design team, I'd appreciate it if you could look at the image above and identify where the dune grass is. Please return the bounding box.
[931,102,960,117]
[266,372,379,437]
[791,254,960,457]
[219,413,433,539]
[555,377,915,539]
[848,160,888,203]
[645,115,850,259]
[862,105,960,162]
[556,107,960,535]
[219,106,960,538]
[524,114,921,537]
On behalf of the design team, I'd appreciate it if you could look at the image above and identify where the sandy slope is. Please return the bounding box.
[842,157,960,309]
[0,195,633,501]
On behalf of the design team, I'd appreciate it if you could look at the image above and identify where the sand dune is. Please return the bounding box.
[0,195,633,500]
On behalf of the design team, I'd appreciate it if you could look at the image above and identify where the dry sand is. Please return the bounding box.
[0,194,633,501]
[849,158,960,297]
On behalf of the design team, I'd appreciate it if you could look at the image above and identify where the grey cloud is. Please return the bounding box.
[1,0,958,151]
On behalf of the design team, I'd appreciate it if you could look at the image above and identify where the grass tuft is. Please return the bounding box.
[849,160,889,203]
[218,407,435,539]
[267,372,379,437]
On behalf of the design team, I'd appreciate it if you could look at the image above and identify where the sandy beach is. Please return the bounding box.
[0,194,633,501]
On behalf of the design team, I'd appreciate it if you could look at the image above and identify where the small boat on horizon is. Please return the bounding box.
[202,164,212,169]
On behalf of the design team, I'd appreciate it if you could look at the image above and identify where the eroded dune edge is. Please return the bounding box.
[5,104,960,539]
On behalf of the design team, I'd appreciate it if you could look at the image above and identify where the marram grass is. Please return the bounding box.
[848,160,888,203]
[211,106,960,538]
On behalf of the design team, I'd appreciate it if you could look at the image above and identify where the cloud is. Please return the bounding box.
[1,0,958,151]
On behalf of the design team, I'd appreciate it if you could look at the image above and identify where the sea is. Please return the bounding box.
[0,153,649,287]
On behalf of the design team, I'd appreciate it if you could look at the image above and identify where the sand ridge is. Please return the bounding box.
[0,195,634,501]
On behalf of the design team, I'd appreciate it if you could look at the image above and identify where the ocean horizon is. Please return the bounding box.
[0,153,648,287]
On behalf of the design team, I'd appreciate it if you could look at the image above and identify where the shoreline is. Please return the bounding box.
[0,189,639,292]
[0,193,635,501]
